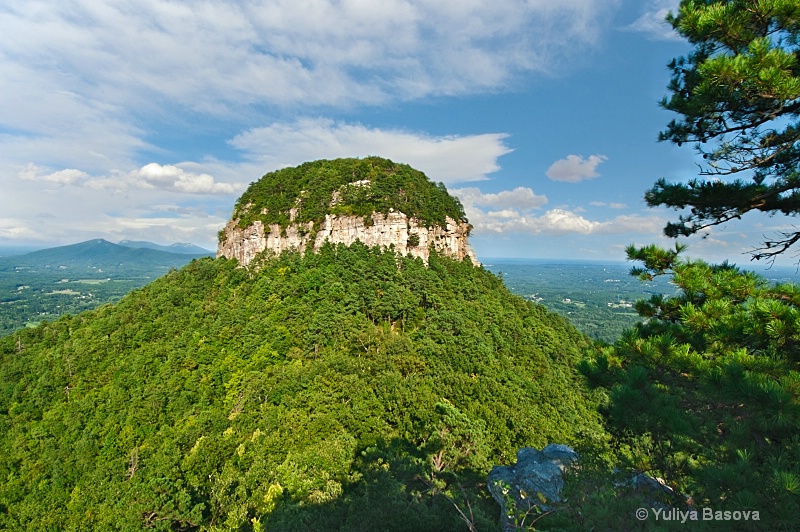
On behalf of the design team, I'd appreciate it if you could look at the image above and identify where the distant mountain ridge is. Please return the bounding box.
[117,240,212,255]
[0,239,212,274]
[0,239,214,336]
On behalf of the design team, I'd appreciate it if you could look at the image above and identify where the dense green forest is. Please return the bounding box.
[232,157,468,232]
[563,245,800,530]
[5,0,800,528]
[4,242,798,529]
[0,244,605,530]
[3,149,799,530]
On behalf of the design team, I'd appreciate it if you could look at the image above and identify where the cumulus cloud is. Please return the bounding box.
[546,154,608,182]
[454,183,663,237]
[230,118,512,183]
[18,165,90,185]
[623,0,682,41]
[452,187,548,210]
[473,209,664,236]
[2,157,240,248]
[16,162,240,196]
[0,217,41,239]
[133,163,238,195]
[0,166,234,248]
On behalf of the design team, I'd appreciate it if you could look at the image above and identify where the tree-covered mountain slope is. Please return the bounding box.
[566,246,800,530]
[0,244,604,530]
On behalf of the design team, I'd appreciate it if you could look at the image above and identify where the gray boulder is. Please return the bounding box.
[487,444,577,531]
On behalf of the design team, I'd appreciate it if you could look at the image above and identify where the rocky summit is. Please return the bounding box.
[217,157,479,266]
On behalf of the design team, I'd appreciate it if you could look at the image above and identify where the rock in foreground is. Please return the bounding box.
[487,444,578,531]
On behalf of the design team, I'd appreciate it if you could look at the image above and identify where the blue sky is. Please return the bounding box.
[2,0,797,267]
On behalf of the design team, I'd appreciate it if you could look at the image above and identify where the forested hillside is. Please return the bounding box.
[0,244,604,530]
[557,2,800,528]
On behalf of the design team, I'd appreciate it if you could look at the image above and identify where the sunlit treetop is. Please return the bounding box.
[230,157,468,235]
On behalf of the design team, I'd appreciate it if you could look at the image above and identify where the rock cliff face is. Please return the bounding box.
[217,211,479,267]
[217,157,480,267]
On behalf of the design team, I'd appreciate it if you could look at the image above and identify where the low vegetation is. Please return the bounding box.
[493,260,677,344]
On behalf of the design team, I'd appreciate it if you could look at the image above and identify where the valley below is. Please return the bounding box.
[0,239,212,336]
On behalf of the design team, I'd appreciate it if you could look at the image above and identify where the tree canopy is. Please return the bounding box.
[231,157,468,235]
[568,244,800,530]
[649,0,800,260]
[0,246,603,530]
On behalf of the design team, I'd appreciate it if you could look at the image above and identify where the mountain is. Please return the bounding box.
[0,238,211,275]
[0,158,604,530]
[0,240,214,336]
[118,240,213,255]
[218,157,478,267]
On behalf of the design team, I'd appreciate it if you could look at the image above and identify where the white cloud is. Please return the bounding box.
[15,162,240,196]
[2,158,238,249]
[623,0,682,41]
[0,217,41,239]
[230,118,512,183]
[0,0,618,121]
[546,154,608,182]
[590,201,628,209]
[474,209,664,236]
[454,183,664,237]
[486,209,520,219]
[19,165,90,185]
[107,216,226,244]
[0,183,232,249]
[452,186,548,210]
[133,163,239,195]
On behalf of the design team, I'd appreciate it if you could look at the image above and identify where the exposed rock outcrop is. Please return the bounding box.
[488,444,684,530]
[217,157,480,267]
[217,211,479,267]
[487,444,578,531]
